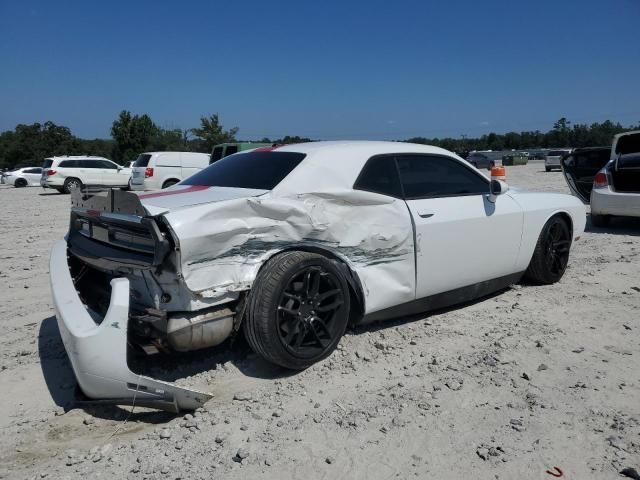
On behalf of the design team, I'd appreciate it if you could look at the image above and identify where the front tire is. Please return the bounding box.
[524,216,571,285]
[244,251,351,370]
[14,178,27,188]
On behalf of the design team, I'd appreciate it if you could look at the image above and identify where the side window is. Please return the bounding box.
[83,160,99,168]
[353,155,403,198]
[396,155,489,199]
[224,145,239,157]
[211,147,224,162]
[24,168,41,174]
[59,160,76,168]
[100,160,118,169]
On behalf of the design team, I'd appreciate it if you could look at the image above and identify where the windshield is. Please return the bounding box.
[134,154,152,167]
[182,151,306,190]
[548,150,569,157]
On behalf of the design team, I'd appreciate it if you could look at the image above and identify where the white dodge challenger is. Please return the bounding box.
[50,141,586,411]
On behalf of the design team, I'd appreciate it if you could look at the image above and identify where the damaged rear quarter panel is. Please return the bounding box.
[163,190,416,314]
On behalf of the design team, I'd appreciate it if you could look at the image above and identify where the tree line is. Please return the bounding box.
[0,113,637,170]
[406,117,639,154]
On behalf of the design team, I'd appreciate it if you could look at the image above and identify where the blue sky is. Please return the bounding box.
[1,0,639,140]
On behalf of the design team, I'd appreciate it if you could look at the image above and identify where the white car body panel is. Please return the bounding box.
[591,184,640,217]
[590,130,640,218]
[408,193,523,298]
[130,152,211,191]
[51,141,586,411]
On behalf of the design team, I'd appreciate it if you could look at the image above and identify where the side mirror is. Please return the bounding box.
[488,179,508,203]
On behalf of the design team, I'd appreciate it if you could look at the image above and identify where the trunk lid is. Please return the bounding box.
[137,185,268,215]
[611,131,640,193]
[561,147,610,203]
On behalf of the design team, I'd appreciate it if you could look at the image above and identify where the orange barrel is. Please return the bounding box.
[491,166,506,181]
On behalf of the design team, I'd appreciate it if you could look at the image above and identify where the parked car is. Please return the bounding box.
[40,156,131,193]
[2,167,43,187]
[51,141,585,410]
[545,149,572,172]
[130,152,211,191]
[466,152,495,170]
[210,142,272,163]
[561,131,640,226]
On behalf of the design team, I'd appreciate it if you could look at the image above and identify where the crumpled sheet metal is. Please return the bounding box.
[164,190,416,314]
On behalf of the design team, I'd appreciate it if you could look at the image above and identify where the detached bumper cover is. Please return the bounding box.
[49,239,212,411]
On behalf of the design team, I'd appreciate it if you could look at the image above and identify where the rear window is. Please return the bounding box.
[134,154,152,167]
[225,145,239,157]
[182,151,306,190]
[42,159,53,168]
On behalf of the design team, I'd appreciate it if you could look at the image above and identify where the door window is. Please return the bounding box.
[59,160,79,168]
[396,155,489,199]
[98,160,118,169]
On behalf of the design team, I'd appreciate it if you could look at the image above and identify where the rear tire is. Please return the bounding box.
[590,213,610,228]
[545,167,551,172]
[487,161,495,171]
[14,178,27,188]
[63,177,82,194]
[244,251,351,370]
[524,215,572,285]
[162,179,179,189]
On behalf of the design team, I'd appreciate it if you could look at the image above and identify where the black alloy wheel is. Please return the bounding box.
[277,265,345,357]
[544,220,571,277]
[525,216,571,284]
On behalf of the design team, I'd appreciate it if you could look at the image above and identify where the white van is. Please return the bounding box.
[130,152,212,191]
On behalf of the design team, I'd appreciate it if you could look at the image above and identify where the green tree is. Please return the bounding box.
[190,114,238,152]
[110,111,157,163]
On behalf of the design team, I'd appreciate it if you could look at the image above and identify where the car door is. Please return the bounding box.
[396,154,523,299]
[560,148,610,204]
[23,168,42,184]
[72,159,100,185]
[99,160,123,186]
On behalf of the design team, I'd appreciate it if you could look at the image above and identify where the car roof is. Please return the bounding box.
[265,141,469,195]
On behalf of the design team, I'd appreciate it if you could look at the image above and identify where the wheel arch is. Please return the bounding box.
[253,244,366,325]
[162,178,181,189]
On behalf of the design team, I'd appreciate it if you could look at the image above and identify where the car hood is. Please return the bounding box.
[137,185,269,215]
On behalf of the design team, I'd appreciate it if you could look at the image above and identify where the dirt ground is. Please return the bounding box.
[0,163,638,480]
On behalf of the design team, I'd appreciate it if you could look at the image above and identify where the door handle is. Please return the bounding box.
[417,210,435,219]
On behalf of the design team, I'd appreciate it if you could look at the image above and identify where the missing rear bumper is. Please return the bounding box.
[49,240,212,412]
